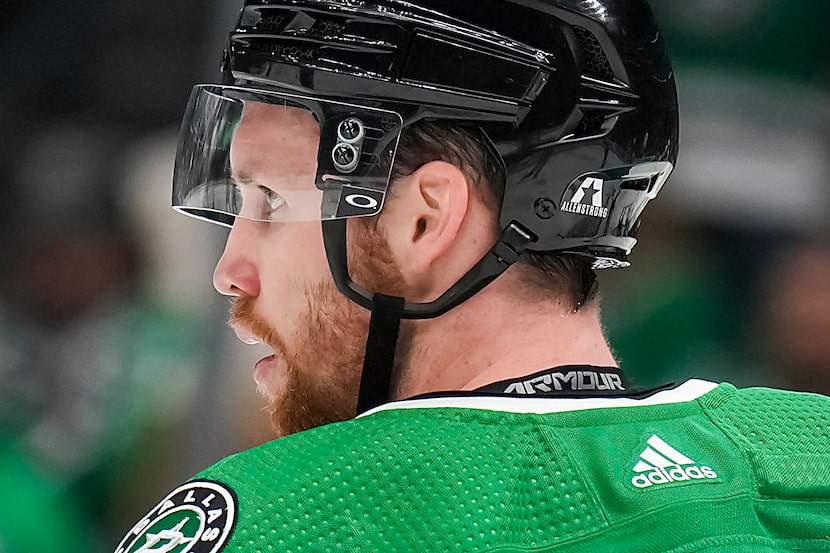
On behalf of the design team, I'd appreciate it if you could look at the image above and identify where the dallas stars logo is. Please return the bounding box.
[134,519,193,552]
[115,480,237,553]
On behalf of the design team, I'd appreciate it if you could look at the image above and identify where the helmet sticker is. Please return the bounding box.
[335,184,385,218]
[561,175,609,219]
[114,480,237,553]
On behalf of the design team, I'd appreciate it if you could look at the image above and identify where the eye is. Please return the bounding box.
[259,186,285,213]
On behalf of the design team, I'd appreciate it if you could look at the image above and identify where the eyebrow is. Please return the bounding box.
[231,173,260,187]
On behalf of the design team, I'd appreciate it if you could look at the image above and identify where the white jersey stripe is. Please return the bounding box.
[360,379,719,418]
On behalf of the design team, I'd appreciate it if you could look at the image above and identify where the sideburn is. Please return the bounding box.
[347,217,416,400]
[346,216,407,298]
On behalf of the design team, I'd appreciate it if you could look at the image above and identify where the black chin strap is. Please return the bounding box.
[357,293,405,414]
[323,219,536,415]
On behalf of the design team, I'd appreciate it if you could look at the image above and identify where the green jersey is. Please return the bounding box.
[115,379,830,552]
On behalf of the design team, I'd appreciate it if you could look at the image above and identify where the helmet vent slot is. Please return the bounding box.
[620,177,653,192]
[311,18,346,36]
[573,26,613,81]
[574,111,606,137]
[249,11,345,38]
[250,40,321,61]
[254,13,288,33]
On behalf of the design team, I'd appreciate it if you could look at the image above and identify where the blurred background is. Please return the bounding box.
[0,1,828,550]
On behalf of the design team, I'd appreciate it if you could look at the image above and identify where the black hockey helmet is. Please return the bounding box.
[173,0,678,411]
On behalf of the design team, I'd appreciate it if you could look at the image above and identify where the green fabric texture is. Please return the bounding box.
[179,383,830,552]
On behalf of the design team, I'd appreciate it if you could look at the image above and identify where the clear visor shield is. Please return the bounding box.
[173,85,404,226]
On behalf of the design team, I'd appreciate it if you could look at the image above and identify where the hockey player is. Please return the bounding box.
[115,1,830,551]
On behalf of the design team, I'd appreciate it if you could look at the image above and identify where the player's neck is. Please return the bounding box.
[391,277,617,399]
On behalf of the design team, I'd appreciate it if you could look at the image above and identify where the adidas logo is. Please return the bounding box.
[631,435,718,489]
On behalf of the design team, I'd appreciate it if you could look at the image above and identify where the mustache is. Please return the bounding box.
[229,295,286,354]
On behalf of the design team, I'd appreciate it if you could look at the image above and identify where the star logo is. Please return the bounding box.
[134,519,194,553]
[115,480,237,553]
[561,175,609,219]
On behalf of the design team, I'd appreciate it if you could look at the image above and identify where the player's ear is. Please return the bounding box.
[382,160,470,292]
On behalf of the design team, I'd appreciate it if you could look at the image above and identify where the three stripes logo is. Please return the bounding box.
[631,435,718,489]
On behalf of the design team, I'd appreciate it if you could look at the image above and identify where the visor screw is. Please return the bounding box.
[338,118,365,143]
[534,198,557,219]
[332,143,358,172]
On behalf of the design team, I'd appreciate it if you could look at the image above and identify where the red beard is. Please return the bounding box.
[228,219,401,437]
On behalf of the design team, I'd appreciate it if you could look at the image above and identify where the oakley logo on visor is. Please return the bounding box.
[336,185,384,218]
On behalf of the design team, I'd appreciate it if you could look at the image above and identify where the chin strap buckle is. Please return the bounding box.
[492,222,535,265]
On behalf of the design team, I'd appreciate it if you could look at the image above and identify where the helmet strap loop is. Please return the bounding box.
[356,293,405,415]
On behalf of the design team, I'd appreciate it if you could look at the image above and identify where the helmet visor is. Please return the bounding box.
[173,84,403,226]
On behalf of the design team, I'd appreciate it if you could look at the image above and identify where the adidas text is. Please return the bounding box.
[631,465,718,488]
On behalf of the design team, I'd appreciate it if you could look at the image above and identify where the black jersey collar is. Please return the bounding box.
[473,365,673,398]
[407,365,674,402]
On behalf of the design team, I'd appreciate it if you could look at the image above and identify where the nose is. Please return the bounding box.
[213,219,261,297]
